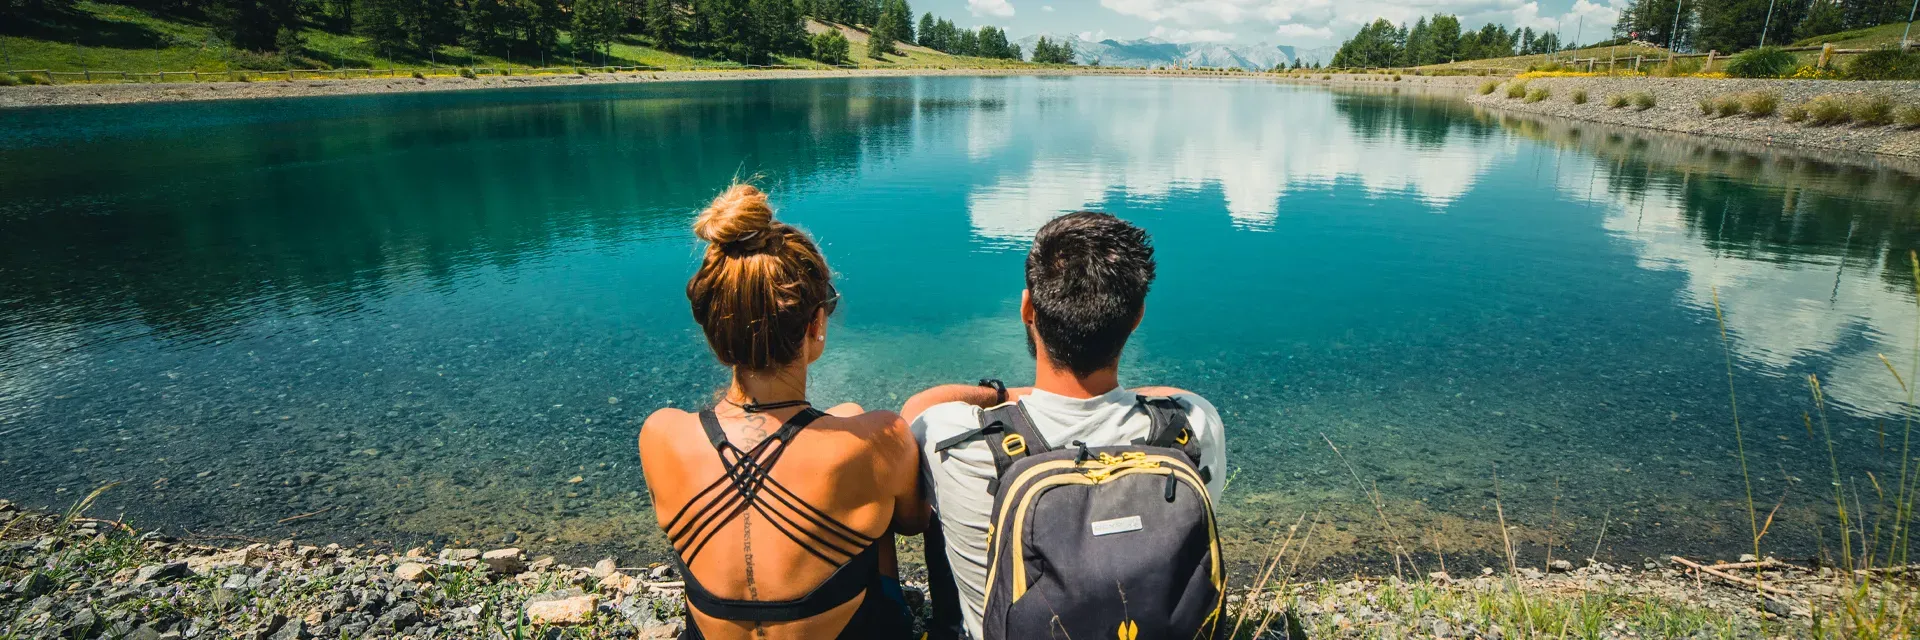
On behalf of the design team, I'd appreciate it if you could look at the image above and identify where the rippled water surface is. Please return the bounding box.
[5,76,1920,569]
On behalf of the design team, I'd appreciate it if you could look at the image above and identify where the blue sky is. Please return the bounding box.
[912,0,1630,48]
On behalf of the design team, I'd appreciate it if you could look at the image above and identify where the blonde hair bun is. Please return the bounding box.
[694,184,777,252]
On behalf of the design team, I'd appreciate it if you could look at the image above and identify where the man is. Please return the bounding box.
[901,211,1227,640]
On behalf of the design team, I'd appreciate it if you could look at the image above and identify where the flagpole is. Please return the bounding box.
[1759,0,1778,47]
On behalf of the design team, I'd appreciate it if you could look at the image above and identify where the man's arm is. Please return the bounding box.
[901,383,1033,423]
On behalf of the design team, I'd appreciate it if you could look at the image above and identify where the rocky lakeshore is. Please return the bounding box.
[1468,76,1920,159]
[4,498,1916,639]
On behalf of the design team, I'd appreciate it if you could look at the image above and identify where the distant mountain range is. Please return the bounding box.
[1011,34,1336,70]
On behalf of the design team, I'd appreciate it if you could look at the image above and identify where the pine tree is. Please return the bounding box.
[917,12,934,46]
[645,0,678,49]
[866,8,893,58]
[572,0,625,61]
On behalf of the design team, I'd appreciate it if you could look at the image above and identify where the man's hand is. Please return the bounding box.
[901,383,1033,423]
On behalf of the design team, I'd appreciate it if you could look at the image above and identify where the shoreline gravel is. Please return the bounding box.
[3,498,1909,639]
[1468,76,1920,159]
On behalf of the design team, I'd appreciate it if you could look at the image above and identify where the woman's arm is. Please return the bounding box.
[901,383,1034,423]
[871,410,932,536]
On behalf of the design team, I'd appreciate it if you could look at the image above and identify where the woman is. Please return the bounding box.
[640,184,927,640]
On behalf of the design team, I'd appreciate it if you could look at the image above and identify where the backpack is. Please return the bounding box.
[953,395,1224,640]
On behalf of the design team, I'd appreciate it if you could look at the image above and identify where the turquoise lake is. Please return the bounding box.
[4,76,1920,571]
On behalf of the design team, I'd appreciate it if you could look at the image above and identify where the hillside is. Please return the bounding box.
[0,1,1010,74]
[1411,43,1673,72]
[1791,22,1916,48]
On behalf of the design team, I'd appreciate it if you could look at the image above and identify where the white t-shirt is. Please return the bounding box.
[911,386,1227,640]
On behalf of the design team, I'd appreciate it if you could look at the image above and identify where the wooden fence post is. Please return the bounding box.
[1705,51,1716,72]
[1818,43,1834,68]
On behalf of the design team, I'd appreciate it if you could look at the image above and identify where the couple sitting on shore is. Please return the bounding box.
[638,184,1229,640]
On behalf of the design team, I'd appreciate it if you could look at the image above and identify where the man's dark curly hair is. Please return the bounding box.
[1025,211,1157,377]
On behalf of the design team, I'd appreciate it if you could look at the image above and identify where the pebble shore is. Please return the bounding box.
[6,497,1912,638]
[1468,76,1920,159]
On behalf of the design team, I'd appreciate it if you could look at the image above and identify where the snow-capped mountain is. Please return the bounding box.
[1012,34,1334,70]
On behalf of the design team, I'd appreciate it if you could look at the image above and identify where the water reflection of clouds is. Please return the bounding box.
[958,82,1508,240]
[1567,159,1920,416]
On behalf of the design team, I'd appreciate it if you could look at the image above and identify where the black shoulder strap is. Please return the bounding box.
[698,410,729,448]
[1136,396,1211,484]
[981,403,1050,494]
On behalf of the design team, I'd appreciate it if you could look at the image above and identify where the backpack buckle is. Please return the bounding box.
[1001,434,1027,456]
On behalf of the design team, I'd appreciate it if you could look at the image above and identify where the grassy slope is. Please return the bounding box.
[1412,43,1673,72]
[0,1,1021,73]
[1791,21,1916,48]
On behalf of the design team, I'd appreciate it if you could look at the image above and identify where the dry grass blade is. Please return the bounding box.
[1321,433,1420,577]
[1230,513,1307,639]
[1710,286,1765,588]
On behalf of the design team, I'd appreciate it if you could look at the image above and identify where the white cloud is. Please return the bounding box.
[1511,2,1556,30]
[1275,23,1334,38]
[956,78,1504,240]
[1079,30,1109,41]
[1042,4,1055,10]
[968,0,1016,18]
[1149,26,1237,42]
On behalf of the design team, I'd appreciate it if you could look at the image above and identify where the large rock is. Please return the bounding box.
[186,547,261,574]
[525,593,598,626]
[375,602,422,631]
[598,572,636,595]
[590,558,618,579]
[439,548,482,563]
[393,563,434,583]
[481,548,526,574]
[133,562,190,584]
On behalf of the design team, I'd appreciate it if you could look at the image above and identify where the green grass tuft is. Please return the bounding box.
[1631,91,1656,111]
[1477,79,1499,95]
[1571,89,1587,104]
[1740,91,1779,117]
[1808,95,1852,125]
[1524,86,1550,103]
[1853,93,1896,126]
[1606,93,1629,109]
[1898,105,1920,128]
[1726,46,1798,78]
[1505,82,1527,99]
[1715,96,1742,117]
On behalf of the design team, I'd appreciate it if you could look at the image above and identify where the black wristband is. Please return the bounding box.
[977,379,1008,405]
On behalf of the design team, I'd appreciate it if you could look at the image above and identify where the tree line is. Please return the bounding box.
[1330,14,1566,68]
[913,16,1021,59]
[1,0,1030,68]
[1613,0,1914,54]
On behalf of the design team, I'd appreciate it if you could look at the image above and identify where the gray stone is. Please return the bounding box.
[1548,559,1574,573]
[12,571,52,597]
[377,602,422,631]
[267,618,308,640]
[125,625,164,640]
[439,548,482,562]
[134,562,191,584]
[481,548,526,574]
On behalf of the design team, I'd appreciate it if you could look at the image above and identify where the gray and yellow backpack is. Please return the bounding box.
[959,395,1224,640]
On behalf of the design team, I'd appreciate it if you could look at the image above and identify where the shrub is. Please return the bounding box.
[1654,58,1702,77]
[1740,91,1778,117]
[459,67,477,79]
[1631,91,1656,110]
[235,73,251,82]
[412,71,425,80]
[1478,80,1499,94]
[1842,48,1920,81]
[1900,105,1920,128]
[1572,89,1588,104]
[1506,82,1527,99]
[1725,47,1797,78]
[1715,96,1742,117]
[574,67,588,76]
[1391,74,1402,81]
[1321,74,1331,80]
[0,74,15,87]
[1784,103,1809,123]
[1697,98,1716,115]
[1853,94,1895,125]
[1807,95,1851,125]
[1525,87,1550,103]
[809,30,852,65]
[1606,93,1630,108]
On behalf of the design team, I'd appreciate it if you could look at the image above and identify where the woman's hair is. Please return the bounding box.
[687,183,835,371]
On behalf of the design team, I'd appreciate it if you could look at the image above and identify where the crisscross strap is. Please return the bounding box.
[660,408,884,623]
[676,540,881,622]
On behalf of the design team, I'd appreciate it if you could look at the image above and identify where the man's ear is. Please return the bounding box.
[1130,304,1144,332]
[1020,289,1035,324]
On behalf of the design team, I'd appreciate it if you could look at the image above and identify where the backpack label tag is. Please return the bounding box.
[1090,516,1143,536]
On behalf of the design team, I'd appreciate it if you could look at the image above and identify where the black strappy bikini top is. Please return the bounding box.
[663,408,883,622]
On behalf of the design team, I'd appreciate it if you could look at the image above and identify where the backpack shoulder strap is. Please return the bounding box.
[980,402,1050,495]
[1135,395,1211,484]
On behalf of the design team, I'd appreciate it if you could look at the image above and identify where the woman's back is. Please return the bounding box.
[639,183,926,640]
[640,404,920,640]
